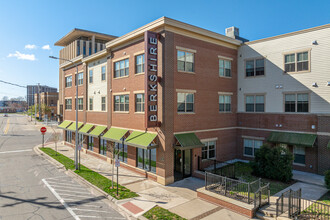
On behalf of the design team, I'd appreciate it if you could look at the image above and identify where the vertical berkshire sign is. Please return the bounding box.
[145,31,159,127]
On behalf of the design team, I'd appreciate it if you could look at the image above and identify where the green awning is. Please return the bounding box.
[174,133,204,150]
[327,141,330,149]
[267,131,317,147]
[58,120,72,129]
[78,124,94,134]
[124,131,158,149]
[89,125,107,137]
[103,127,128,143]
[67,122,83,131]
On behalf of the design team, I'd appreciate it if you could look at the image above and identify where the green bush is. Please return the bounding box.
[251,144,293,182]
[324,170,330,189]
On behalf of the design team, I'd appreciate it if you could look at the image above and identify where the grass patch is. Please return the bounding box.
[318,191,330,205]
[40,147,138,200]
[215,162,293,196]
[143,206,186,220]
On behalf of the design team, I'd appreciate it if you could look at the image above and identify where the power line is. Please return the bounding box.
[0,80,26,88]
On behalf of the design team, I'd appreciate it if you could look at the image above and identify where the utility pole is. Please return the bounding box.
[38,83,42,121]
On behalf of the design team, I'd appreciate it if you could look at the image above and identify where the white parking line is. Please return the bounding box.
[42,179,81,220]
[57,193,95,199]
[51,185,89,191]
[53,189,92,195]
[46,182,78,187]
[72,208,110,213]
[0,149,32,154]
[77,215,124,219]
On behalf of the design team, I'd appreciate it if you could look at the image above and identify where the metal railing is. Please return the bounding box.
[198,156,235,179]
[276,188,330,219]
[205,171,269,206]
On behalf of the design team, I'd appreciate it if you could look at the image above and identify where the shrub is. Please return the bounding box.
[251,144,293,182]
[325,170,330,189]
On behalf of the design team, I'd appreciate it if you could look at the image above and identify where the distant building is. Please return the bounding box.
[27,85,57,106]
[0,100,27,112]
[34,92,59,120]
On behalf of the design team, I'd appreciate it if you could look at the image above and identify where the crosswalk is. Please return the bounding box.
[42,176,126,220]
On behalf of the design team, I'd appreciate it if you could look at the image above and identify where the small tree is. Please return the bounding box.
[251,144,293,182]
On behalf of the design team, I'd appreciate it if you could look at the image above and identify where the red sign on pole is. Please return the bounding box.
[40,127,47,134]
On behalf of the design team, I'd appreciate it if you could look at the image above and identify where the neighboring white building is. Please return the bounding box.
[237,24,330,114]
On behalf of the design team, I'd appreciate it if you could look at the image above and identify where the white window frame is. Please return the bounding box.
[219,58,232,77]
[114,58,129,78]
[101,96,106,111]
[293,146,306,165]
[65,99,72,110]
[284,50,310,73]
[78,98,83,111]
[89,97,93,111]
[135,54,145,74]
[219,94,232,112]
[177,92,194,113]
[101,66,106,81]
[89,69,93,83]
[245,58,265,77]
[177,50,195,73]
[202,141,216,160]
[243,138,263,157]
[114,94,129,112]
[245,94,265,112]
[77,72,83,85]
[284,93,309,113]
[65,76,72,88]
[135,93,145,112]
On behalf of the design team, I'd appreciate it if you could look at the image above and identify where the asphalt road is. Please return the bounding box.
[0,114,126,220]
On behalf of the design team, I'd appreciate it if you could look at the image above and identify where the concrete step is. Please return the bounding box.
[256,211,291,220]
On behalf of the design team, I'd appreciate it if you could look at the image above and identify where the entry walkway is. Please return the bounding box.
[44,143,250,219]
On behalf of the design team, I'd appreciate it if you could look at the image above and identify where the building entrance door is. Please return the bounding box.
[174,149,192,181]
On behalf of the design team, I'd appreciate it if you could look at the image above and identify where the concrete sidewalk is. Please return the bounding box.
[44,143,251,220]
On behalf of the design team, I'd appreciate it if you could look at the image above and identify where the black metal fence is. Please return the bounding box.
[205,171,269,206]
[198,156,235,179]
[276,188,330,219]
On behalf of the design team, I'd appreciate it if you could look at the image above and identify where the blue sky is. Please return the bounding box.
[0,0,329,99]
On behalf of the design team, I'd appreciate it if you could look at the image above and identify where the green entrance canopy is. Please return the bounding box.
[267,131,317,147]
[78,124,94,135]
[124,131,158,149]
[89,125,107,137]
[174,133,204,150]
[58,120,72,129]
[67,122,83,131]
[103,127,128,143]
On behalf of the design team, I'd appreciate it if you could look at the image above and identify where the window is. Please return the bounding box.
[177,93,194,113]
[284,51,309,73]
[66,130,72,143]
[77,73,83,85]
[246,58,265,77]
[219,59,231,77]
[243,139,263,157]
[114,95,129,112]
[65,99,72,110]
[89,42,92,55]
[135,94,145,112]
[202,141,216,159]
[89,97,93,111]
[78,98,83,110]
[177,50,194,72]
[285,93,309,113]
[101,66,106,81]
[115,139,127,163]
[294,146,305,164]
[100,138,107,156]
[89,70,93,83]
[78,134,84,146]
[101,96,106,111]
[88,136,94,151]
[135,54,145,74]
[246,95,264,112]
[83,41,86,55]
[137,148,156,173]
[114,59,129,78]
[77,40,80,56]
[219,95,231,112]
[65,76,72,87]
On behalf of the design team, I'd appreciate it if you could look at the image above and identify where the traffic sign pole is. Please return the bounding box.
[40,127,47,148]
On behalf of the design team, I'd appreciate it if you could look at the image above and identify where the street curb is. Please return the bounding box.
[33,146,137,220]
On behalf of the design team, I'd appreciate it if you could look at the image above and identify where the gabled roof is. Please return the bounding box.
[55,28,117,46]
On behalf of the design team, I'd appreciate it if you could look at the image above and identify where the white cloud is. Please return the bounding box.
[7,51,36,61]
[25,44,37,50]
[42,45,51,50]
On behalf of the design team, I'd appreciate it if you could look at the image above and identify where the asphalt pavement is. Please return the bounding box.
[0,114,127,220]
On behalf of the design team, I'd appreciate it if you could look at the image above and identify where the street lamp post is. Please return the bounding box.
[49,56,79,170]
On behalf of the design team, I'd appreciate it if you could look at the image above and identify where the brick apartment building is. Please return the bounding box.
[55,17,330,185]
[34,92,59,120]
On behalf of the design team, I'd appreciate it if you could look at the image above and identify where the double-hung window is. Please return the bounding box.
[137,148,156,173]
[77,72,83,85]
[202,141,216,159]
[100,138,107,156]
[219,94,231,112]
[135,54,145,74]
[78,98,83,110]
[177,93,194,113]
[245,58,265,77]
[65,76,72,87]
[284,51,309,73]
[89,70,93,83]
[101,66,106,81]
[243,139,263,157]
[246,95,264,112]
[89,97,93,111]
[219,59,231,77]
[177,50,194,72]
[135,94,145,112]
[294,146,305,165]
[114,95,129,112]
[285,93,309,113]
[65,99,72,110]
[101,97,106,111]
[114,59,129,78]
